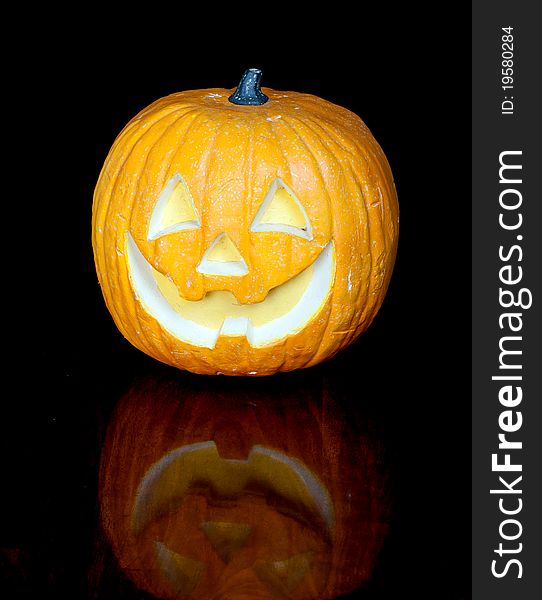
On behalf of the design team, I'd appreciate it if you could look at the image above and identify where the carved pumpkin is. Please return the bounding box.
[99,375,392,599]
[92,69,399,375]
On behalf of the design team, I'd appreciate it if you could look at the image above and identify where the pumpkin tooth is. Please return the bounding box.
[219,316,251,338]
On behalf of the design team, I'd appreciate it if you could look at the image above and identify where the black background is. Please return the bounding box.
[3,6,471,599]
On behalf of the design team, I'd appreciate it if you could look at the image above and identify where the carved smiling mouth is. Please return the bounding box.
[126,233,335,349]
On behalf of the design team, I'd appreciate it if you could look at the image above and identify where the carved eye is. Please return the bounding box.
[250,178,313,240]
[148,174,201,241]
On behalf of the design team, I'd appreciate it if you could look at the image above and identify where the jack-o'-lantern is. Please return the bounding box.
[98,374,392,599]
[92,69,399,375]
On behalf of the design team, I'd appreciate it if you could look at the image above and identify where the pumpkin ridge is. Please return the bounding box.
[150,108,217,310]
[241,109,255,308]
[347,143,396,331]
[278,115,338,366]
[181,114,224,314]
[300,115,384,352]
[96,109,187,355]
[265,116,297,290]
[313,114,398,253]
[287,92,364,133]
[94,105,184,253]
[95,105,188,254]
[343,160,374,349]
[124,111,198,360]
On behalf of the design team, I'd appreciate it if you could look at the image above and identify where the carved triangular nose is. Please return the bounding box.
[196,233,248,276]
[201,521,252,563]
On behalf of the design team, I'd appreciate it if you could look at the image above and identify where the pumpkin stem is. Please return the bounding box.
[228,68,269,105]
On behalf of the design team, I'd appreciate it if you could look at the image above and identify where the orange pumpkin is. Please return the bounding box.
[92,69,399,375]
[99,375,392,599]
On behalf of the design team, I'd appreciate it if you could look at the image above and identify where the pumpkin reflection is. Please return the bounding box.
[99,374,392,599]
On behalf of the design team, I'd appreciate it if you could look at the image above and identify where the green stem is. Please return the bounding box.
[228,68,269,106]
